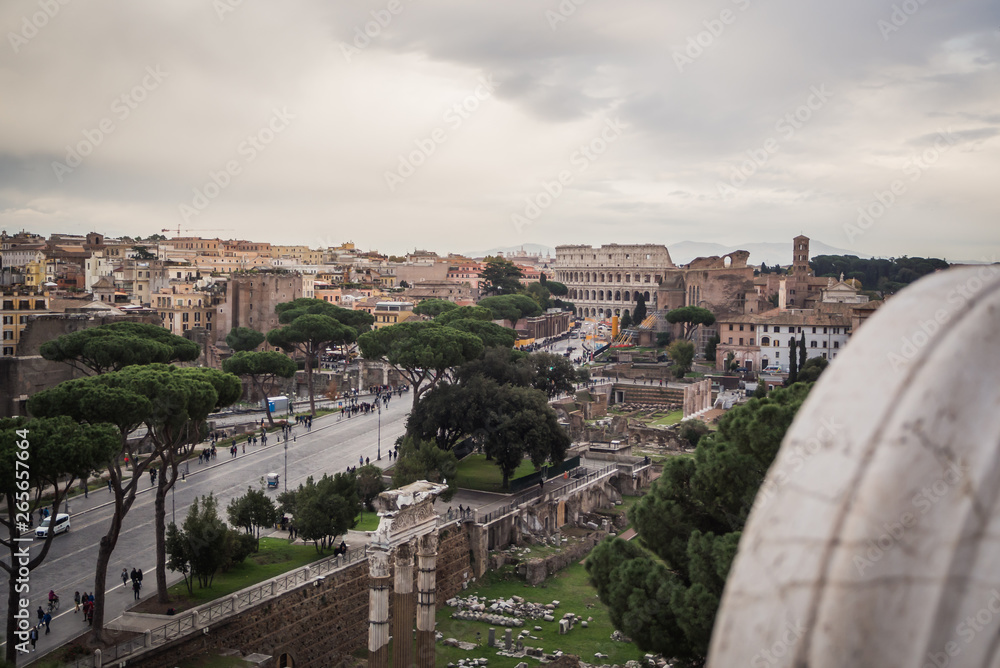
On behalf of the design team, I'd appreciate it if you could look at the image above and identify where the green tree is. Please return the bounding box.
[480,256,524,295]
[619,310,633,330]
[39,321,200,375]
[668,340,695,379]
[285,473,360,552]
[477,294,542,328]
[633,294,648,324]
[787,337,798,384]
[226,326,265,352]
[413,299,458,318]
[131,245,157,260]
[223,351,297,425]
[28,374,156,642]
[227,486,280,550]
[0,417,118,663]
[445,319,518,349]
[545,281,569,296]
[268,314,357,417]
[588,384,813,665]
[165,521,194,595]
[179,494,229,589]
[656,331,673,348]
[391,437,458,501]
[798,332,807,372]
[530,352,577,398]
[482,384,569,489]
[434,305,493,326]
[797,356,829,384]
[356,464,387,512]
[358,321,485,410]
[666,307,717,341]
[704,335,720,363]
[524,281,552,310]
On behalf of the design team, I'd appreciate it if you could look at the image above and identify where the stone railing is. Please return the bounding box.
[66,546,367,668]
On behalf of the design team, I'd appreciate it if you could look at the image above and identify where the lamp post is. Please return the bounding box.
[284,439,288,492]
[171,484,175,525]
[377,400,382,461]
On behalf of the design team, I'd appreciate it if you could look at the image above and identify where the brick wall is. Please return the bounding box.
[140,526,471,667]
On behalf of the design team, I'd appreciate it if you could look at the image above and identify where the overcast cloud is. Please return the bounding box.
[1,0,997,260]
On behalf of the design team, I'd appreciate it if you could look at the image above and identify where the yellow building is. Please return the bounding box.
[371,301,417,329]
[1,288,50,357]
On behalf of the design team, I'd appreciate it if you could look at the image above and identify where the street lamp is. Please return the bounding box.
[376,400,382,460]
[283,439,288,491]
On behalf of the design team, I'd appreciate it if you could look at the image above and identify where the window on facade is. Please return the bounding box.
[823,327,828,334]
[194,313,201,322]
[774,326,780,333]
[728,324,733,331]
[739,325,744,331]
[739,338,744,345]
[3,347,13,356]
[833,341,839,349]
[728,337,733,344]
[750,339,755,346]
[810,341,817,347]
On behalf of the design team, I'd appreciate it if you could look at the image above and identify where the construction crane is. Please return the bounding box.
[160,226,235,237]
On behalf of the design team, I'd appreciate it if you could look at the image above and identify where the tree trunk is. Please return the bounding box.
[90,508,123,645]
[90,458,144,646]
[154,462,169,604]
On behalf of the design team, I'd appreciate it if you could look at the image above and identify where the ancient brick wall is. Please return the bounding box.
[139,526,472,667]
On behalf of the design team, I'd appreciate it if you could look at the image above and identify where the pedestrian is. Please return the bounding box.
[133,579,141,600]
[43,611,51,634]
[74,591,81,612]
[36,605,44,625]
[359,455,363,467]
[137,568,143,586]
[242,443,246,454]
[108,479,113,493]
[29,626,38,650]
[130,567,138,584]
[365,457,369,465]
[122,568,129,588]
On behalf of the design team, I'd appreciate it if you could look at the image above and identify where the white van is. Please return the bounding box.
[35,513,71,538]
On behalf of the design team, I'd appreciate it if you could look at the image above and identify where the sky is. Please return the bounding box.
[1,0,998,262]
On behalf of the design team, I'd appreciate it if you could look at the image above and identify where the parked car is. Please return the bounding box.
[35,513,70,538]
[762,365,784,374]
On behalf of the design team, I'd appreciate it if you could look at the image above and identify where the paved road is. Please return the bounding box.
[2,395,410,664]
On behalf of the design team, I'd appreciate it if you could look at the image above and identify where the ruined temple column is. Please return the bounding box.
[367,548,391,668]
[392,541,415,668]
[415,530,439,668]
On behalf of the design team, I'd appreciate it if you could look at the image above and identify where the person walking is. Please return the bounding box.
[36,605,44,626]
[29,625,38,651]
[133,579,141,600]
[42,611,51,634]
[122,568,129,589]
[137,568,144,587]
[130,567,138,585]
[107,479,113,493]
[74,591,81,613]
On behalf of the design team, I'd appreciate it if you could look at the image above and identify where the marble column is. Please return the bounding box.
[392,541,415,668]
[415,531,439,668]
[367,548,391,668]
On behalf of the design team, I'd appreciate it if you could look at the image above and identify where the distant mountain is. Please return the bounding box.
[466,243,556,259]
[667,240,869,267]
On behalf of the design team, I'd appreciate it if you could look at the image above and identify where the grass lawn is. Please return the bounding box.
[354,510,381,531]
[433,562,646,667]
[455,454,537,493]
[648,410,683,427]
[138,537,327,614]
